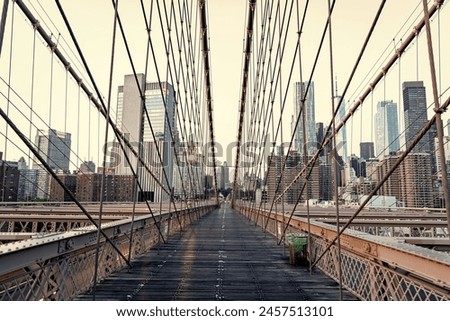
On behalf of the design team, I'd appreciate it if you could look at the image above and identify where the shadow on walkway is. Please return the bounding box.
[76,204,356,301]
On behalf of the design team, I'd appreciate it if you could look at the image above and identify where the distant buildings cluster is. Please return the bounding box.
[0,74,228,203]
[0,141,135,203]
[260,80,449,209]
[1,75,445,208]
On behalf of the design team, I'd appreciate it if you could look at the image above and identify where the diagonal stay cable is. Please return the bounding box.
[261,0,301,230]
[139,0,205,213]
[46,0,170,197]
[93,0,120,300]
[310,95,449,269]
[155,0,205,211]
[111,0,179,213]
[52,0,167,242]
[277,0,387,244]
[0,105,131,266]
[14,1,167,198]
[266,0,335,227]
[198,0,218,203]
[421,0,450,237]
[15,2,170,232]
[248,0,295,223]
[326,0,343,299]
[275,0,440,204]
[277,0,443,246]
[232,0,257,208]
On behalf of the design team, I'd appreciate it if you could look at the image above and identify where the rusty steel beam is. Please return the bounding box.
[0,214,127,222]
[0,204,216,277]
[317,218,449,228]
[243,207,450,292]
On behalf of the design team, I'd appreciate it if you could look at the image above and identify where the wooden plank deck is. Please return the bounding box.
[76,205,357,301]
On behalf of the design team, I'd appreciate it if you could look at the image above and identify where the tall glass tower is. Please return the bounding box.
[335,95,347,162]
[294,81,316,157]
[402,81,434,154]
[375,100,400,158]
[32,129,71,199]
[116,74,176,202]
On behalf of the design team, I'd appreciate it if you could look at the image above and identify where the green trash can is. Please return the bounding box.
[287,233,308,266]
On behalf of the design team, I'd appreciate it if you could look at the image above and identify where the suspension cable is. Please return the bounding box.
[53,0,168,240]
[93,0,120,301]
[326,0,343,300]
[311,96,450,268]
[0,104,132,267]
[421,0,450,238]
[2,0,14,202]
[277,0,388,245]
[232,0,257,208]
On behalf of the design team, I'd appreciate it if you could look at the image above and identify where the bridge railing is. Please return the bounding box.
[236,205,450,301]
[0,204,217,301]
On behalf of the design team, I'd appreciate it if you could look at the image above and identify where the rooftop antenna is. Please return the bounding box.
[335,74,339,98]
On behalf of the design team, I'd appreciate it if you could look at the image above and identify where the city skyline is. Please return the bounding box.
[0,1,449,206]
[1,1,450,168]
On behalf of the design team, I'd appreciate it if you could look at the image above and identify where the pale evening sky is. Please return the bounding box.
[0,0,449,169]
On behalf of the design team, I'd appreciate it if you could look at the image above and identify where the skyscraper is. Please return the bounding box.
[32,129,71,199]
[0,155,19,202]
[335,95,347,162]
[32,129,71,171]
[375,100,400,158]
[222,161,230,188]
[360,142,375,160]
[401,153,433,208]
[17,156,38,201]
[402,81,434,154]
[315,122,324,157]
[115,74,176,202]
[294,81,316,156]
[378,152,433,208]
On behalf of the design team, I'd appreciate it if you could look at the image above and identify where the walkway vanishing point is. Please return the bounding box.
[76,204,356,301]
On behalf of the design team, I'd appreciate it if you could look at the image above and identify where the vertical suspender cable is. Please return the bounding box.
[93,0,120,300]
[0,106,132,266]
[87,99,91,162]
[2,1,13,202]
[199,0,219,205]
[48,34,59,129]
[270,0,331,235]
[76,86,80,168]
[64,68,68,133]
[276,0,286,245]
[416,26,419,81]
[22,1,168,243]
[327,0,343,300]
[275,0,389,205]
[266,0,322,231]
[232,0,257,208]
[295,0,312,274]
[137,0,192,219]
[29,27,36,167]
[371,90,374,144]
[421,0,450,238]
[128,0,155,263]
[279,0,388,274]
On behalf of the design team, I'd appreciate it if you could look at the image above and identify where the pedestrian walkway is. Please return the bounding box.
[76,204,356,301]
